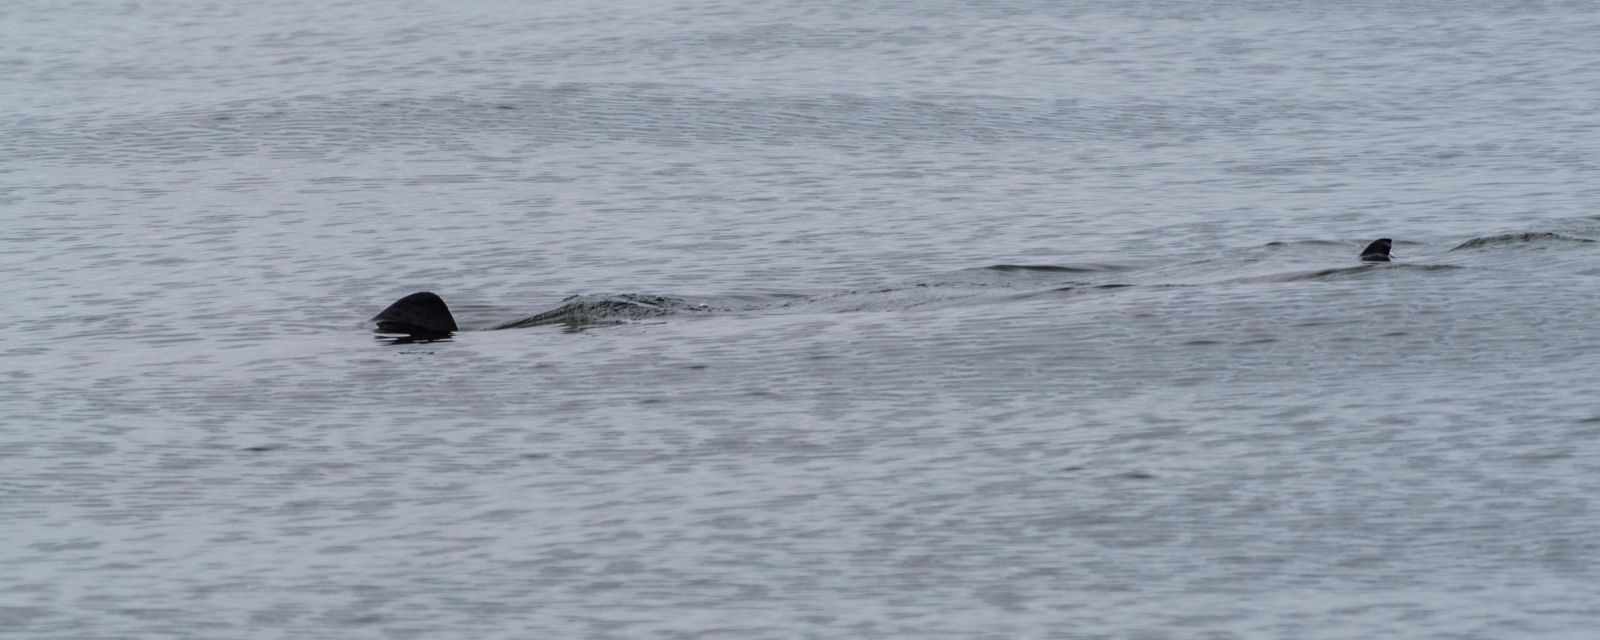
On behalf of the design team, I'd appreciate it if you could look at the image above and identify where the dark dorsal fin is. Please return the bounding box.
[372,291,458,337]
[1359,238,1392,262]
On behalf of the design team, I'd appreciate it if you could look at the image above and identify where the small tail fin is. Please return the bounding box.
[1359,238,1392,262]
[372,291,458,337]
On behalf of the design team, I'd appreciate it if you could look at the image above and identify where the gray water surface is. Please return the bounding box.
[6,1,1600,638]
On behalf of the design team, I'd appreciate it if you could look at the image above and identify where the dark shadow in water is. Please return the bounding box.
[375,333,454,346]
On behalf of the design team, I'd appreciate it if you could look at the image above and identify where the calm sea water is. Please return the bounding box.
[6,1,1600,637]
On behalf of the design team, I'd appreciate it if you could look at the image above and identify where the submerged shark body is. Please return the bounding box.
[489,294,695,330]
[372,238,1401,340]
[372,291,702,339]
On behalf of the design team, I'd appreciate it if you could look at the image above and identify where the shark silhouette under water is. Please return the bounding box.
[372,238,1397,340]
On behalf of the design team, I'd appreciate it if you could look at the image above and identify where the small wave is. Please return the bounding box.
[981,263,1126,273]
[1450,232,1596,251]
[1036,282,1153,295]
[1261,240,1347,248]
[1264,263,1463,282]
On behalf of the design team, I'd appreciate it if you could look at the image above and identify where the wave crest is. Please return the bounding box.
[1450,232,1595,251]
